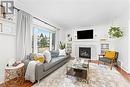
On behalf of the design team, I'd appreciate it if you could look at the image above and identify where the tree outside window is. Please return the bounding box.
[33,28,50,53]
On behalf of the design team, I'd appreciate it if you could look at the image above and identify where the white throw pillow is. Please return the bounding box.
[59,49,66,56]
[43,50,51,63]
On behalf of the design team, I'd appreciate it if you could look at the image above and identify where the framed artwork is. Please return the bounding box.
[1,23,16,35]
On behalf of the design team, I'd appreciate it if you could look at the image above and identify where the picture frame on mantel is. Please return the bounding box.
[67,34,72,42]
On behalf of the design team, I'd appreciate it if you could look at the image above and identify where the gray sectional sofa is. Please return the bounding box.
[23,50,70,82]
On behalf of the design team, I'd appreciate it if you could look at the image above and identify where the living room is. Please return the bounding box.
[0,0,130,87]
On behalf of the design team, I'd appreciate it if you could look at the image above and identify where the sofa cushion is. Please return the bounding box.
[99,57,111,63]
[50,50,59,58]
[43,56,66,71]
[58,55,69,59]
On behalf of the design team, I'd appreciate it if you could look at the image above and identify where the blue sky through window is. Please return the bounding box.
[34,28,50,37]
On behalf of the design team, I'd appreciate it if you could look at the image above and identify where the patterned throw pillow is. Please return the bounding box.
[34,53,45,63]
[43,50,52,63]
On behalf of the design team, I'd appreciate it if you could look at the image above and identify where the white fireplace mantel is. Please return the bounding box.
[71,41,100,60]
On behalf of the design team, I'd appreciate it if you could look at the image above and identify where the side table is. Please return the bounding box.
[4,63,25,86]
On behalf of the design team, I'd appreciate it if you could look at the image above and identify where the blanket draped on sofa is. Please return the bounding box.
[25,61,40,83]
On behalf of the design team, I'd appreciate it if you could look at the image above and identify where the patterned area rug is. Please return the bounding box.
[32,62,130,87]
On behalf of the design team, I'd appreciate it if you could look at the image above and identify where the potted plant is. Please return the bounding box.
[59,41,66,56]
[59,41,65,49]
[108,27,123,38]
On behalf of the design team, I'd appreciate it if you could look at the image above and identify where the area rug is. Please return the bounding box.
[32,62,130,87]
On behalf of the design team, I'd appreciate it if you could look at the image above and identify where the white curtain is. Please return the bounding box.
[16,10,32,60]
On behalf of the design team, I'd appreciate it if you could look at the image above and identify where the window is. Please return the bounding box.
[32,27,55,53]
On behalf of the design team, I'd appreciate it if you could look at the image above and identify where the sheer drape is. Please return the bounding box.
[16,10,32,60]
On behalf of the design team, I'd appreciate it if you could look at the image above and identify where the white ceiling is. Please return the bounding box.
[15,0,128,29]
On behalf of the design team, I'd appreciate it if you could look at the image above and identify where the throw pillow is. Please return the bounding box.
[34,53,45,63]
[104,51,116,59]
[50,50,59,58]
[43,50,52,63]
[59,49,66,56]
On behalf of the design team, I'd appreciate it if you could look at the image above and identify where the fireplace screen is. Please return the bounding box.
[79,47,91,59]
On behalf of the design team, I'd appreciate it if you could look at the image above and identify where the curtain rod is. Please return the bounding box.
[13,6,60,30]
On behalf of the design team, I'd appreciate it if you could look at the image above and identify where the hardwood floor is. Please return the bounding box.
[0,78,33,87]
[0,60,130,87]
[115,66,130,82]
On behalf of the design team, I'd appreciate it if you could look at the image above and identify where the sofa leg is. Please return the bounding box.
[38,80,40,84]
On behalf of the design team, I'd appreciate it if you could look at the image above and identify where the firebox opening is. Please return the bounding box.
[79,47,91,59]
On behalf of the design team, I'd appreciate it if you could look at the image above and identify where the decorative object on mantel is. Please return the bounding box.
[0,5,6,18]
[100,38,107,42]
[0,23,2,32]
[67,34,72,42]
[108,26,123,38]
[66,42,72,55]
[6,14,15,21]
[59,41,66,50]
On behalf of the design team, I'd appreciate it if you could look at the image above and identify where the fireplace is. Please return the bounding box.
[79,47,91,59]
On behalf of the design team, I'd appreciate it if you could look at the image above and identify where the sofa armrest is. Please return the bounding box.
[35,63,43,80]
[22,59,31,72]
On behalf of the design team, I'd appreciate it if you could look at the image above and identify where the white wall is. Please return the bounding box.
[58,29,66,42]
[0,18,16,84]
[0,35,16,83]
[128,6,130,73]
[0,35,16,84]
[112,14,129,73]
[64,13,129,73]
[127,1,130,73]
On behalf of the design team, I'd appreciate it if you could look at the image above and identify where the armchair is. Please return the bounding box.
[98,51,119,70]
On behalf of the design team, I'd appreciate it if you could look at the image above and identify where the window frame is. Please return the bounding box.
[32,24,56,53]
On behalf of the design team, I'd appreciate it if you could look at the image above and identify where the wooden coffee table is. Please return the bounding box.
[66,58,89,83]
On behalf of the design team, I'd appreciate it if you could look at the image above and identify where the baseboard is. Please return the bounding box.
[117,65,130,75]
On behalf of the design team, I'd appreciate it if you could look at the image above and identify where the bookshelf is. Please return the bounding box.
[101,43,109,54]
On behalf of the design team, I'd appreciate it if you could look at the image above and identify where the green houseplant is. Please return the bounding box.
[59,41,65,49]
[108,27,123,38]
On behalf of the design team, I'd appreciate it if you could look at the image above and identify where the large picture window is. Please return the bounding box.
[32,27,55,53]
